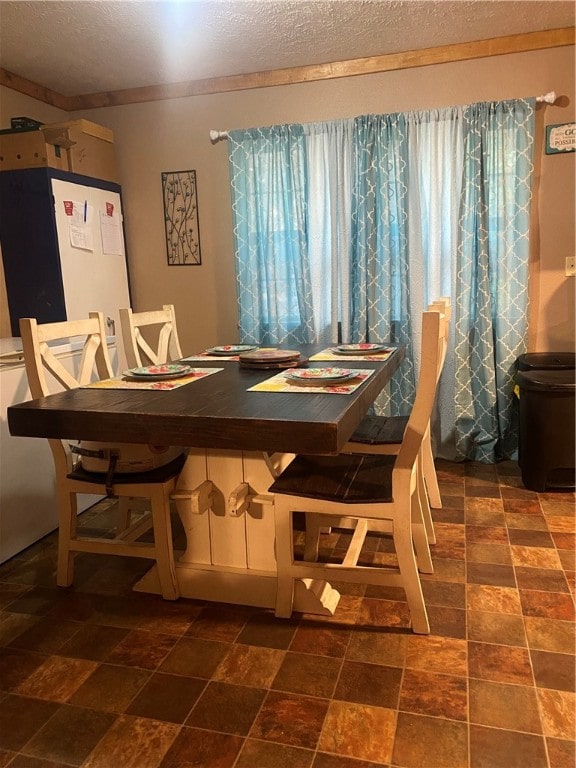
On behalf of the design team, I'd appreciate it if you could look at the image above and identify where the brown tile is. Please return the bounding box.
[505,513,548,530]
[289,623,351,658]
[186,603,252,641]
[213,643,285,688]
[250,690,329,749]
[127,599,203,636]
[355,598,411,629]
[469,678,542,732]
[312,752,387,768]
[469,724,548,768]
[507,528,554,547]
[0,612,39,646]
[0,582,29,608]
[22,704,116,765]
[399,668,467,720]
[69,663,150,712]
[7,617,90,656]
[468,641,533,685]
[334,660,402,708]
[0,694,59,751]
[16,655,98,702]
[540,499,576,515]
[511,545,562,569]
[515,566,570,593]
[84,714,180,768]
[537,688,576,739]
[236,611,299,649]
[406,635,468,677]
[273,651,341,698]
[1,586,60,616]
[519,589,576,621]
[466,562,516,587]
[422,557,466,583]
[466,542,512,565]
[465,497,504,516]
[546,516,576,533]
[58,623,130,661]
[392,711,468,768]
[105,629,178,669]
[0,755,70,768]
[467,610,527,647]
[503,498,543,514]
[345,629,407,667]
[236,739,314,768]
[186,681,266,735]
[466,525,508,544]
[547,737,576,768]
[427,605,467,638]
[421,580,466,608]
[466,584,521,614]
[318,700,395,764]
[524,616,576,654]
[500,485,540,500]
[126,671,206,723]
[431,507,465,524]
[465,485,500,498]
[551,531,576,550]
[0,647,47,692]
[530,649,576,692]
[158,636,229,678]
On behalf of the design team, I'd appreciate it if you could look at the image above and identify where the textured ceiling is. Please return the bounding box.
[0,0,574,97]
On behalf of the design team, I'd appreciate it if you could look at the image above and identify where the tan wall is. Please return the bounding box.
[1,45,574,354]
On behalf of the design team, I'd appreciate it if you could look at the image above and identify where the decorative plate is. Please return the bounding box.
[239,349,301,363]
[205,345,258,355]
[123,363,191,380]
[333,343,389,355]
[285,367,356,385]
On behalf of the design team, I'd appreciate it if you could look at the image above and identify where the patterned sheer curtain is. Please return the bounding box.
[227,98,535,461]
[455,99,535,462]
[227,125,315,345]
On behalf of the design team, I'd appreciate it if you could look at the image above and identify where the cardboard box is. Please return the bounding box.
[40,120,118,183]
[0,130,69,172]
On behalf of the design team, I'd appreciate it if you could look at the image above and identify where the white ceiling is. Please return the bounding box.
[0,0,574,97]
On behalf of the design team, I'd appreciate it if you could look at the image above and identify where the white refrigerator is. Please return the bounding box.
[0,168,132,562]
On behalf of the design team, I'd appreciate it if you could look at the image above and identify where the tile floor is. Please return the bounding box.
[0,460,574,768]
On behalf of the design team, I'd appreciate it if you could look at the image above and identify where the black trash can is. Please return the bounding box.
[515,361,576,492]
[517,352,576,372]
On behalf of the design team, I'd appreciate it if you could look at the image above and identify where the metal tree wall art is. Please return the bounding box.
[162,170,201,265]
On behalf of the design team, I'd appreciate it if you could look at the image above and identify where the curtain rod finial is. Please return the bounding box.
[536,91,556,104]
[210,130,229,142]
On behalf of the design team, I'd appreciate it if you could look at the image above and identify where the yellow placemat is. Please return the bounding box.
[84,368,223,391]
[248,368,375,394]
[182,354,240,361]
[310,347,396,362]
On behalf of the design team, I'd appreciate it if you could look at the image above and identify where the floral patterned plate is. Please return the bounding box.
[123,363,192,381]
[332,343,390,355]
[205,345,258,355]
[285,367,357,385]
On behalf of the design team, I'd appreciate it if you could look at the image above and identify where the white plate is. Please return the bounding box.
[333,343,389,355]
[285,367,357,384]
[205,345,258,355]
[123,363,191,381]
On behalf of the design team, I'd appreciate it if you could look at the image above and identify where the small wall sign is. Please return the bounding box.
[545,122,576,155]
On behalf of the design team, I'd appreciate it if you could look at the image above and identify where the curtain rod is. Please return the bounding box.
[209,91,557,142]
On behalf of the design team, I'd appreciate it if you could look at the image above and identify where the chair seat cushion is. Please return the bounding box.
[348,414,409,445]
[269,453,395,504]
[68,452,187,486]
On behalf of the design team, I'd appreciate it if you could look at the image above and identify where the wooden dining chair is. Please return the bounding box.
[345,296,451,512]
[269,310,444,634]
[302,300,449,563]
[19,313,186,600]
[119,304,183,368]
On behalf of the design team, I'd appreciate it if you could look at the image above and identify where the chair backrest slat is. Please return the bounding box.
[20,313,114,399]
[394,310,443,482]
[119,305,182,368]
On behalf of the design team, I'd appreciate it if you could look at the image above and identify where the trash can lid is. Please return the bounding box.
[517,352,576,371]
[515,369,576,391]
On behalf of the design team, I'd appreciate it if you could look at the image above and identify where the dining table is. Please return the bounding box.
[8,342,405,615]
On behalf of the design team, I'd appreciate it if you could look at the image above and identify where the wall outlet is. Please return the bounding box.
[566,257,576,277]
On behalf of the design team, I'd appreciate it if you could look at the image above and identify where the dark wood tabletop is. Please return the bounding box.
[8,344,405,455]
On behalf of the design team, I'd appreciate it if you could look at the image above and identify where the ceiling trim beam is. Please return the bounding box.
[0,68,69,110]
[1,27,574,112]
